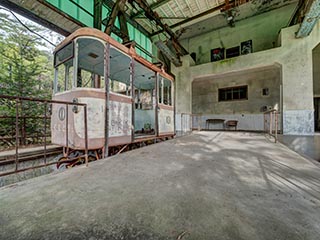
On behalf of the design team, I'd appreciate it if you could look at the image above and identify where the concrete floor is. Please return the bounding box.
[0,132,319,240]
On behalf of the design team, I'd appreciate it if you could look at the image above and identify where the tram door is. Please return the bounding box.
[315,98,320,132]
[133,61,157,138]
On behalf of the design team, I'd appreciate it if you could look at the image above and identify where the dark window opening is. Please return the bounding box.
[219,86,248,102]
[262,88,269,96]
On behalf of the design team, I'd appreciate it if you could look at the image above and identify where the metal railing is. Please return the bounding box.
[264,109,279,143]
[0,95,88,177]
[180,113,202,136]
[0,116,51,148]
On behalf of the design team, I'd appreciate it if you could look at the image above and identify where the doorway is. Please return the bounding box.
[314,98,320,132]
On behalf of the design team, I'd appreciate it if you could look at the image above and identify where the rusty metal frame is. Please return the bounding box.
[180,112,202,135]
[264,109,279,143]
[0,94,89,177]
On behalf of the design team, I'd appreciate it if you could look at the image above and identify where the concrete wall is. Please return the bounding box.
[0,156,57,187]
[192,67,281,115]
[180,4,297,65]
[191,67,281,131]
[173,22,320,135]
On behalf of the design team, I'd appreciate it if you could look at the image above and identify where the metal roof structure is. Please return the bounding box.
[0,0,318,64]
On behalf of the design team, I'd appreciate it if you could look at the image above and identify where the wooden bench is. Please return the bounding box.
[225,120,238,130]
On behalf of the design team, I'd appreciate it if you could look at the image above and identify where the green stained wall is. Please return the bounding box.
[45,0,152,61]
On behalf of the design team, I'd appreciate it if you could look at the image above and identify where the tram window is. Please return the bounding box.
[158,77,162,104]
[163,78,172,106]
[109,46,131,96]
[109,80,128,95]
[76,38,105,89]
[134,61,156,110]
[55,59,73,93]
[54,42,73,67]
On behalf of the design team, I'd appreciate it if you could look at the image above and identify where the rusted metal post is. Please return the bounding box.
[22,116,26,145]
[269,111,273,135]
[66,104,69,151]
[275,111,278,143]
[15,98,19,171]
[84,105,89,167]
[44,102,47,164]
[104,43,110,158]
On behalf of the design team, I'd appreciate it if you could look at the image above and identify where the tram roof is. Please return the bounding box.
[54,27,174,81]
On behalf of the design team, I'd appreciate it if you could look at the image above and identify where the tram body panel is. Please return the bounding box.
[51,89,105,150]
[158,105,174,135]
[51,28,175,164]
[108,93,133,146]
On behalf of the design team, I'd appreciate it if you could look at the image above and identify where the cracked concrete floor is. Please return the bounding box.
[0,132,319,240]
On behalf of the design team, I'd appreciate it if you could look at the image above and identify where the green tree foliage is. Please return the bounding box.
[0,11,62,148]
[0,12,53,98]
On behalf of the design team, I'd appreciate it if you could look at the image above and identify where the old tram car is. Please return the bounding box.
[51,28,175,167]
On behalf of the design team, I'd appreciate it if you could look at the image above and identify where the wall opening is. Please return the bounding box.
[313,43,320,132]
[191,65,281,131]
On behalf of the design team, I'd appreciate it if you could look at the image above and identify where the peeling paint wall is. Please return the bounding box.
[180,4,297,65]
[192,67,281,115]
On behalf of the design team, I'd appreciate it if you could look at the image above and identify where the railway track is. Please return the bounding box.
[0,146,63,166]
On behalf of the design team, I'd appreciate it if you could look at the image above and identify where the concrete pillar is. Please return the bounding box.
[172,55,194,131]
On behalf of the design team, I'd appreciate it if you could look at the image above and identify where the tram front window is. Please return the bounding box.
[75,38,105,89]
[54,42,74,93]
[109,46,131,96]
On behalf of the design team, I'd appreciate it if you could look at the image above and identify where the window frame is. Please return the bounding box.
[74,36,107,89]
[218,85,248,102]
[158,76,173,106]
[54,42,74,68]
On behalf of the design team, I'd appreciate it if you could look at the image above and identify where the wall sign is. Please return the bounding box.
[210,48,225,62]
[58,107,66,121]
[226,46,240,59]
[241,40,253,55]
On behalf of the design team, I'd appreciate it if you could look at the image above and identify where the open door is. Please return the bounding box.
[133,61,157,138]
[315,98,320,132]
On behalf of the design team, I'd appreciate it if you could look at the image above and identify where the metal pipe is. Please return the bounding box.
[104,43,110,158]
[0,95,87,106]
[15,98,19,171]
[66,104,69,152]
[44,102,47,164]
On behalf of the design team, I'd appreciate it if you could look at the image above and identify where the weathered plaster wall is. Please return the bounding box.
[190,66,280,131]
[180,4,297,65]
[192,67,280,115]
[173,22,320,135]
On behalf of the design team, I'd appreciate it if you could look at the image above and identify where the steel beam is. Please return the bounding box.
[296,0,320,38]
[133,0,188,55]
[150,2,226,37]
[0,0,82,36]
[104,0,130,42]
[103,0,151,37]
[94,0,103,29]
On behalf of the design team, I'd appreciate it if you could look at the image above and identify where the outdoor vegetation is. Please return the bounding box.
[0,10,63,150]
